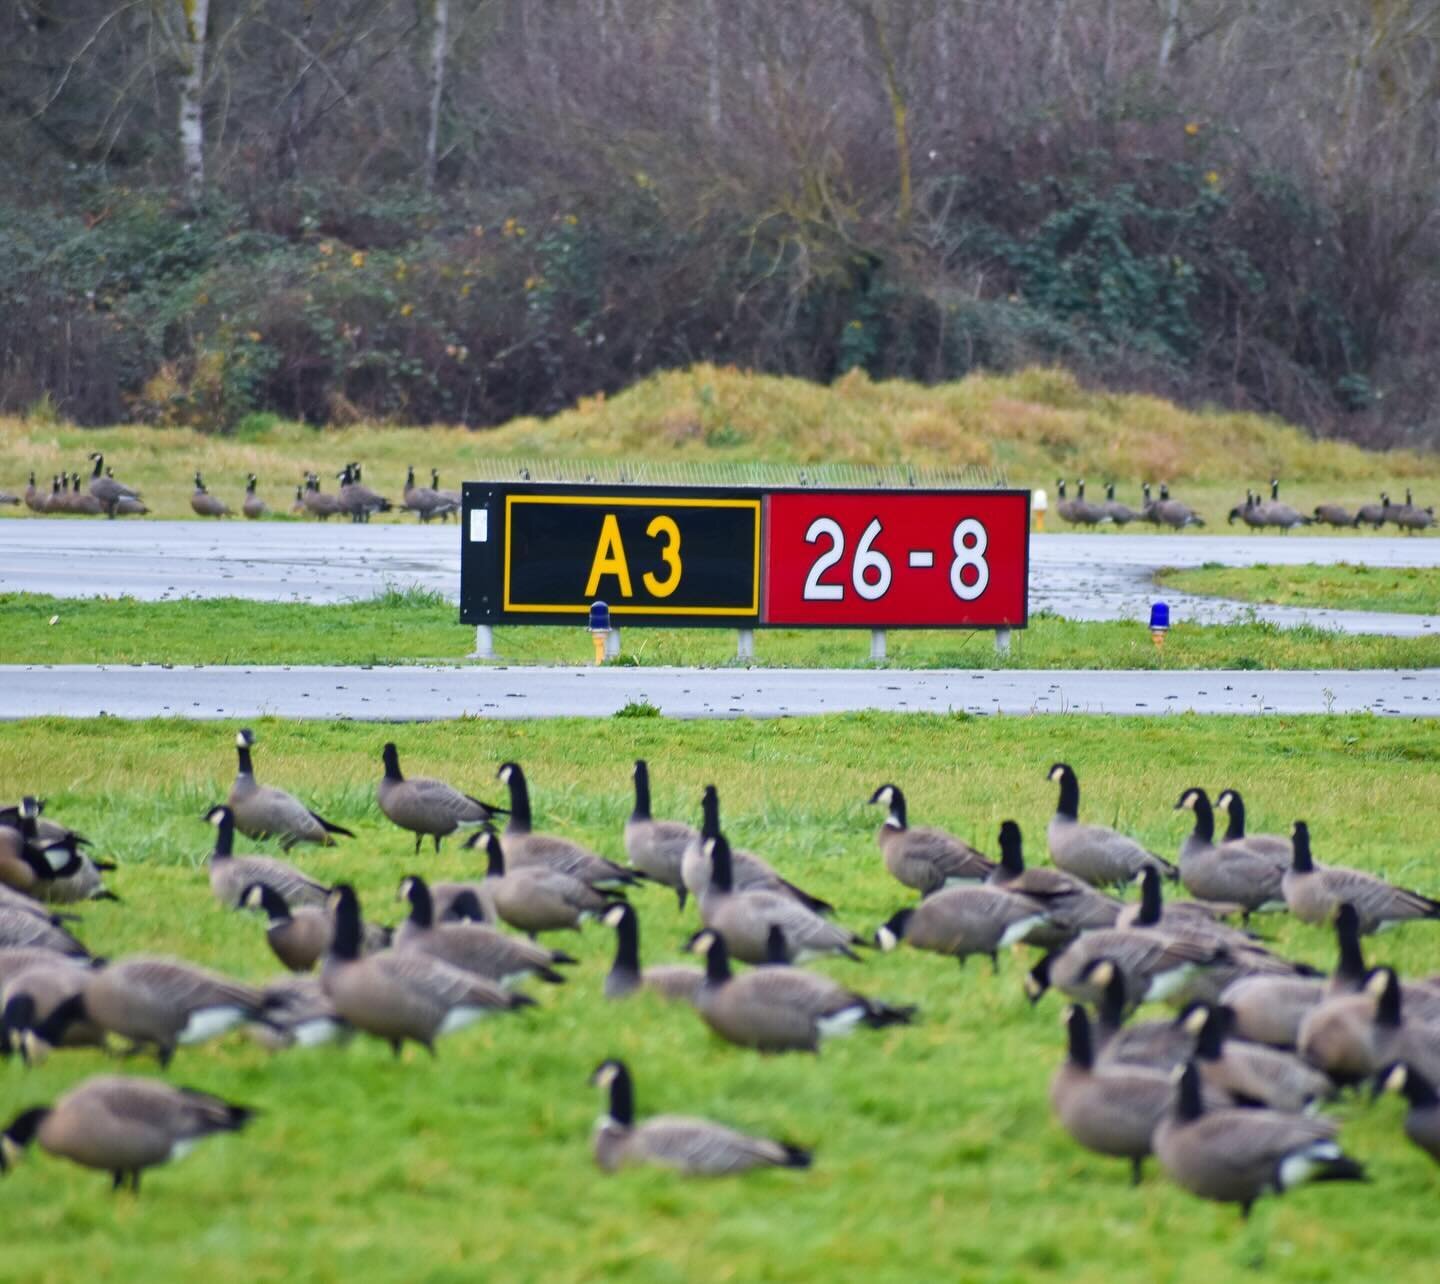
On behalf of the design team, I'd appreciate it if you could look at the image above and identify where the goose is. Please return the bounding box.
[680,785,831,912]
[30,836,117,905]
[205,805,330,910]
[336,463,390,522]
[1282,821,1440,933]
[875,883,1054,971]
[1,960,105,1056]
[289,484,306,515]
[986,820,1121,935]
[0,1075,253,1193]
[228,728,354,850]
[23,473,45,514]
[1227,491,1269,530]
[1174,788,1285,916]
[494,762,637,890]
[1258,479,1310,531]
[0,902,91,958]
[1086,961,1198,1071]
[623,760,694,907]
[1153,1061,1365,1218]
[602,902,703,1002]
[1101,482,1140,524]
[0,798,84,895]
[1025,928,1229,1011]
[394,875,571,987]
[1183,1003,1334,1112]
[1054,479,1110,526]
[689,930,913,1054]
[401,466,457,522]
[1312,502,1356,528]
[86,453,142,516]
[1212,789,1291,863]
[1295,968,1440,1086]
[474,830,621,936]
[241,883,389,973]
[699,834,862,965]
[430,469,462,516]
[67,473,104,515]
[320,884,532,1055]
[377,743,506,854]
[1147,483,1205,529]
[1117,866,1258,948]
[590,1059,811,1175]
[1046,764,1176,887]
[1376,1063,1440,1166]
[301,475,344,520]
[189,473,230,518]
[247,976,349,1050]
[867,783,994,894]
[1354,493,1389,528]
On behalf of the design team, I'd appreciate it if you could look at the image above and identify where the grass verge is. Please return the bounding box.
[1160,563,1440,615]
[0,713,1438,1283]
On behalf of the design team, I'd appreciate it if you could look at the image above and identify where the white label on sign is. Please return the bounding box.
[907,550,934,568]
[469,509,488,542]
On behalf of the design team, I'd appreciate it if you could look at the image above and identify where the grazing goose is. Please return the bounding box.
[875,883,1053,971]
[590,1059,811,1175]
[1025,928,1229,1012]
[378,743,506,854]
[680,785,831,913]
[320,885,532,1056]
[1086,961,1197,1071]
[248,976,349,1051]
[475,830,621,937]
[206,806,329,911]
[1101,482,1140,524]
[690,930,913,1054]
[242,883,389,973]
[1184,1004,1334,1112]
[86,453,142,516]
[699,835,862,965]
[1355,493,1390,528]
[1282,821,1440,933]
[867,784,994,894]
[1,960,105,1055]
[1174,788,1285,917]
[190,473,230,518]
[242,475,267,519]
[0,902,91,958]
[1376,1063,1440,1166]
[495,762,637,890]
[1153,1061,1365,1218]
[1213,788,1291,863]
[1117,867,1258,948]
[1046,764,1177,887]
[1294,968,1440,1086]
[603,903,703,1003]
[1312,503,1356,528]
[228,728,354,850]
[0,1075,253,1193]
[394,875,571,987]
[986,820,1121,941]
[623,760,694,907]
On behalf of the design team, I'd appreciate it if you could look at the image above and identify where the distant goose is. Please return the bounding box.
[494,762,638,890]
[86,453,142,517]
[378,743,506,854]
[1055,478,1110,526]
[242,474,268,519]
[228,728,354,850]
[1312,502,1355,528]
[1174,788,1285,917]
[875,882,1054,971]
[1101,482,1140,524]
[190,473,230,518]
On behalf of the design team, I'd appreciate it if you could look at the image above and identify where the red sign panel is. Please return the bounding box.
[763,490,1029,628]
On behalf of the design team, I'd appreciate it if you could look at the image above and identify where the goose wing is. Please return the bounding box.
[633,1116,800,1173]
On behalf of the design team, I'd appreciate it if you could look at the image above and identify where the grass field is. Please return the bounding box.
[1160,564,1440,615]
[2,591,1436,671]
[2,714,1439,1283]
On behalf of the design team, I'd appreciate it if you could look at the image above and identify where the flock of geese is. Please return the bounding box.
[2,744,1439,1217]
[1,454,462,523]
[1056,478,1435,533]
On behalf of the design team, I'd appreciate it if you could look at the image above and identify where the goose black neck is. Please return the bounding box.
[330,887,363,960]
[90,455,103,479]
[610,905,639,974]
[702,934,732,985]
[256,884,290,922]
[1065,1006,1094,1069]
[998,821,1024,876]
[236,743,254,776]
[1400,1066,1440,1108]
[1187,791,1214,842]
[709,835,735,894]
[1334,905,1366,981]
[1291,822,1314,873]
[1175,1062,1205,1121]
[1375,970,1403,1029]
[212,810,234,858]
[1095,968,1126,1032]
[382,744,403,782]
[631,761,651,820]
[35,992,88,1046]
[405,466,415,487]
[1135,868,1163,925]
[406,878,434,928]
[764,925,789,965]
[606,1063,634,1127]
[887,787,908,830]
[483,834,506,878]
[700,786,720,840]
[503,766,532,831]
[1193,1006,1225,1060]
[1053,767,1079,820]
[2,1106,50,1149]
[1221,793,1246,841]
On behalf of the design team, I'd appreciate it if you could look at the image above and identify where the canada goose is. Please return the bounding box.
[1256,479,1310,531]
[242,474,267,519]
[1212,789,1291,863]
[190,473,230,518]
[1376,1063,1440,1166]
[1101,482,1140,524]
[394,874,570,986]
[1050,1004,1190,1185]
[1354,493,1389,528]
[475,830,621,936]
[700,835,862,965]
[248,976,349,1050]
[1,959,105,1056]
[1283,821,1440,933]
[494,762,636,889]
[602,903,703,1002]
[1046,764,1176,887]
[378,743,506,854]
[205,805,329,911]
[0,1075,253,1193]
[228,728,354,850]
[1086,961,1197,1071]
[875,883,1053,971]
[680,785,831,913]
[0,798,79,895]
[1147,483,1206,529]
[590,1059,811,1175]
[1153,1061,1365,1218]
[867,784,994,894]
[624,760,694,908]
[1183,1004,1333,1112]
[301,475,343,520]
[1117,866,1258,949]
[1295,967,1433,1086]
[401,466,458,522]
[1025,929,1228,1011]
[23,473,45,514]
[1174,788,1285,916]
[67,473,104,515]
[986,820,1122,934]
[1312,502,1356,527]
[1227,492,1269,530]
[320,884,531,1055]
[336,463,390,522]
[689,930,913,1054]
[86,453,142,517]
[430,469,462,515]
[241,882,388,973]
[1054,478,1110,526]
[289,484,306,515]
[0,902,91,958]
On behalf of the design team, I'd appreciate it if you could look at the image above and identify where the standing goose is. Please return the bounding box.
[699,835,863,964]
[67,473,104,515]
[1183,1003,1334,1112]
[680,785,831,912]
[377,743,506,855]
[228,728,354,850]
[205,806,330,911]
[875,882,1054,971]
[23,473,45,514]
[321,884,532,1056]
[430,469,462,516]
[400,466,457,522]
[1376,1063,1440,1166]
[1174,788,1285,917]
[1046,764,1177,887]
[475,830,621,937]
[86,453,142,516]
[242,475,268,519]
[624,760,694,907]
[1101,482,1140,524]
[1312,502,1356,527]
[336,463,391,522]
[689,930,913,1054]
[867,784,994,894]
[301,475,344,520]
[1354,493,1390,528]
[394,875,572,987]
[241,883,389,974]
[0,1075,253,1193]
[1148,483,1206,529]
[986,820,1121,937]
[289,484,306,515]
[590,1059,811,1175]
[1153,1061,1366,1218]
[1213,789,1291,862]
[1282,821,1440,933]
[494,762,637,890]
[190,473,230,518]
[602,903,703,1003]
[1116,866,1258,948]
[1055,479,1110,526]
[1025,928,1229,1011]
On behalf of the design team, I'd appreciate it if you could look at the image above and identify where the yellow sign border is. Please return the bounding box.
[502,494,762,616]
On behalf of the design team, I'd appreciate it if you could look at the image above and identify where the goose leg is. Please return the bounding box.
[1130,1157,1143,1186]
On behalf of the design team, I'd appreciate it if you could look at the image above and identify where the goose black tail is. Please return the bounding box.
[863,1001,917,1028]
[780,1143,813,1169]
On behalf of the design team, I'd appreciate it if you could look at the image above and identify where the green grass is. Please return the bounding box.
[2,593,1436,671]
[1160,563,1440,615]
[1,714,1439,1282]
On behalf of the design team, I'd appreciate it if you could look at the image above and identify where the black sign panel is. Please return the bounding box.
[461,483,761,625]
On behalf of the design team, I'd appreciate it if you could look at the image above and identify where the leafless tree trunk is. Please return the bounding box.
[425,0,450,190]
[1158,0,1181,72]
[176,0,209,203]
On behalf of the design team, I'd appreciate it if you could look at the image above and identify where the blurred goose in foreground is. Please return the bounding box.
[602,903,703,1003]
[1376,1062,1440,1166]
[241,883,388,974]
[1025,928,1229,1012]
[1183,1003,1334,1112]
[207,806,330,910]
[868,783,994,894]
